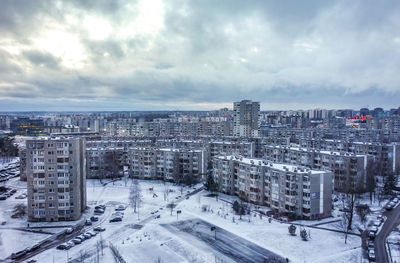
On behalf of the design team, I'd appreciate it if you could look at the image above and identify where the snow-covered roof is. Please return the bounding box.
[216,155,328,175]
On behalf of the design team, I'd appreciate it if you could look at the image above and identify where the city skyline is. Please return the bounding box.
[1,0,400,111]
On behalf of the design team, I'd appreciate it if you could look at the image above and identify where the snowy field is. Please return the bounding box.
[1,178,363,263]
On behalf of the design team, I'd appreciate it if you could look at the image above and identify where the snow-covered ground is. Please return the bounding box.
[18,179,360,263]
[1,178,364,262]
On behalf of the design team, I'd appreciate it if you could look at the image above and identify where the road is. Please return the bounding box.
[374,203,400,263]
[3,184,204,262]
[3,201,113,262]
[163,218,286,263]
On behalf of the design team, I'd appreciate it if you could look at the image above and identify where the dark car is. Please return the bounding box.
[95,205,106,210]
[109,217,122,223]
[28,243,41,252]
[56,244,68,250]
[94,209,105,215]
[0,195,6,200]
[72,238,82,245]
[94,226,106,232]
[385,203,393,211]
[85,220,92,226]
[90,216,99,222]
[11,249,27,259]
[155,215,161,219]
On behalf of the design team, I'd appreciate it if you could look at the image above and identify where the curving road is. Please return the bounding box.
[374,203,400,263]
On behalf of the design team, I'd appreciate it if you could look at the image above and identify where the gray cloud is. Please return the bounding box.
[0,0,399,111]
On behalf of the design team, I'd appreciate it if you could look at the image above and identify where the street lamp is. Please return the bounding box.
[210,226,217,240]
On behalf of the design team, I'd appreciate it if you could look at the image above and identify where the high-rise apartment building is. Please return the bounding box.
[233,100,260,137]
[26,137,86,222]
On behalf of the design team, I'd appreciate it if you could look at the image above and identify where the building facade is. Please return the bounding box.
[233,100,260,137]
[262,145,371,190]
[26,137,86,222]
[213,156,332,219]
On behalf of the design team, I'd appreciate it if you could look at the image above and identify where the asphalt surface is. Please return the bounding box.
[163,218,286,263]
[3,207,111,263]
[374,202,400,263]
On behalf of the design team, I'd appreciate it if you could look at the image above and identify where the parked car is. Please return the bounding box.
[389,201,396,207]
[90,216,99,222]
[88,231,97,237]
[94,226,106,232]
[112,212,124,217]
[109,217,122,223]
[385,203,393,210]
[115,205,126,211]
[367,241,374,250]
[393,197,399,203]
[85,220,92,226]
[155,215,161,219]
[370,226,378,233]
[65,227,74,234]
[11,249,27,259]
[95,205,106,210]
[368,231,376,239]
[83,233,92,239]
[76,235,86,241]
[377,214,384,222]
[368,250,376,261]
[28,243,41,252]
[66,241,75,248]
[373,220,381,227]
[94,209,105,215]
[71,238,82,245]
[56,244,68,250]
[0,195,7,200]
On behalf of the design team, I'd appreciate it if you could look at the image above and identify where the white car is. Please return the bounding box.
[112,212,124,217]
[83,233,92,239]
[373,220,381,227]
[66,241,75,248]
[370,226,378,233]
[115,205,126,211]
[368,250,376,261]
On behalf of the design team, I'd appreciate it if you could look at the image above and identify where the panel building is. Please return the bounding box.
[26,137,86,222]
[213,156,332,219]
[233,100,260,137]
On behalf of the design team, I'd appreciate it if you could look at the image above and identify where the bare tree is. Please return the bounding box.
[129,179,142,216]
[104,151,119,182]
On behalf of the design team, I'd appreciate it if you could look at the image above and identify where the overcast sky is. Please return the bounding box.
[0,0,399,111]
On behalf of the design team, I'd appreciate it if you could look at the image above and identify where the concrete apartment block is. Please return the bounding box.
[213,156,332,219]
[26,137,86,222]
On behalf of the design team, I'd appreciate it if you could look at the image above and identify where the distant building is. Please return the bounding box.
[372,107,384,118]
[233,100,260,137]
[26,137,86,222]
[360,108,370,116]
[130,147,205,183]
[10,117,44,136]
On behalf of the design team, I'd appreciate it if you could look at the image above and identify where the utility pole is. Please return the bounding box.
[177,210,181,220]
